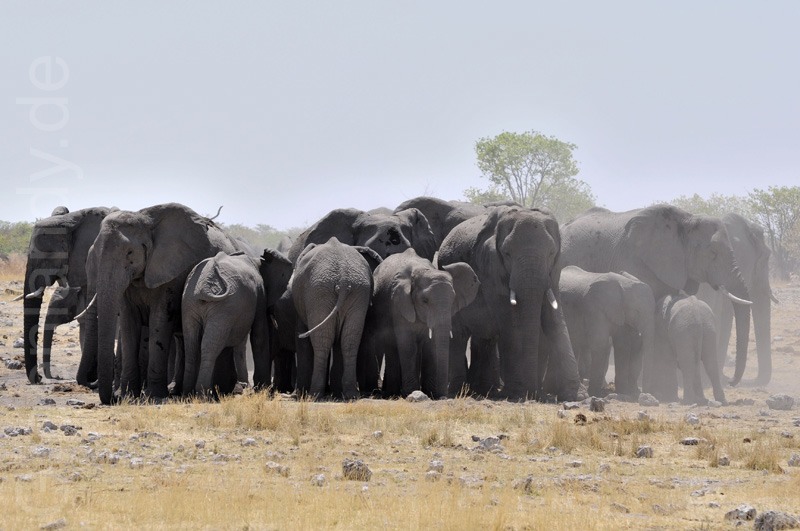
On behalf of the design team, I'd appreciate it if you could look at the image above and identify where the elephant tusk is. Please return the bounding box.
[429,328,433,340]
[450,330,453,339]
[74,294,97,321]
[720,287,752,306]
[509,289,517,306]
[770,291,780,305]
[270,315,278,329]
[546,289,558,310]
[25,286,45,300]
[11,293,24,301]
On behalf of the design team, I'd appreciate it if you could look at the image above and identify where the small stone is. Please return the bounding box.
[311,473,326,487]
[129,458,144,469]
[708,502,720,509]
[40,518,67,530]
[610,502,630,513]
[428,459,444,473]
[195,440,205,449]
[754,510,799,530]
[638,393,659,407]
[724,504,756,521]
[781,431,794,439]
[556,409,567,419]
[766,394,795,411]
[793,418,800,427]
[16,474,34,482]
[574,413,587,425]
[589,397,605,412]
[38,398,56,406]
[60,425,79,436]
[265,461,290,477]
[718,455,730,466]
[562,401,581,410]
[788,454,800,467]
[458,475,484,488]
[4,426,32,436]
[241,438,257,447]
[707,400,722,408]
[5,359,22,369]
[636,445,653,458]
[566,460,583,468]
[425,470,441,482]
[637,411,652,421]
[372,430,383,439]
[685,413,700,425]
[31,446,51,458]
[680,437,702,446]
[598,463,611,473]
[405,390,429,402]
[342,458,372,481]
[42,421,57,431]
[66,399,85,406]
[12,338,24,348]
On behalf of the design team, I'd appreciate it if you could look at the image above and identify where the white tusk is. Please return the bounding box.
[509,289,517,306]
[429,328,433,340]
[74,294,97,321]
[770,291,780,305]
[25,286,45,299]
[12,293,24,301]
[546,289,558,310]
[450,331,453,339]
[270,315,278,329]
[720,287,752,306]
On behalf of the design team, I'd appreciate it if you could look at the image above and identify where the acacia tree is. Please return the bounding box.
[465,130,595,222]
[666,193,752,219]
[748,186,800,280]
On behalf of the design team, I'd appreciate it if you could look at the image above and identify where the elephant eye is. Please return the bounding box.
[422,296,429,304]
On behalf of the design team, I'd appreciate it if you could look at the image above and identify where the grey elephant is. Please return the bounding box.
[559,205,752,398]
[653,294,726,405]
[288,207,436,263]
[291,237,382,399]
[438,205,581,401]
[81,203,243,404]
[19,206,114,384]
[697,213,775,385]
[559,266,655,398]
[394,197,487,248]
[181,249,294,396]
[360,248,480,399]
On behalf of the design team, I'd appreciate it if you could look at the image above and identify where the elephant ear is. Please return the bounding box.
[442,262,480,314]
[260,248,294,308]
[587,276,625,327]
[391,277,416,323]
[194,253,236,301]
[288,208,362,264]
[624,207,688,293]
[353,246,383,272]
[143,203,216,289]
[395,208,437,261]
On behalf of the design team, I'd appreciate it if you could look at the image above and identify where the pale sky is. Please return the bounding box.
[2,2,799,229]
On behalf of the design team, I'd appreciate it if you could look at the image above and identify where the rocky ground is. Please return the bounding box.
[0,279,799,529]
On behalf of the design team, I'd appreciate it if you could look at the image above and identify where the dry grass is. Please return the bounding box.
[0,253,25,283]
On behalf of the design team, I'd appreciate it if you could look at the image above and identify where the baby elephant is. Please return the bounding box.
[181,249,293,396]
[652,294,726,405]
[292,237,382,400]
[361,248,479,399]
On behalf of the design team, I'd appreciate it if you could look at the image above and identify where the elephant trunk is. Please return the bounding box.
[95,271,128,404]
[41,313,58,380]
[22,264,46,384]
[751,285,772,385]
[726,269,751,387]
[502,266,544,400]
[426,321,451,399]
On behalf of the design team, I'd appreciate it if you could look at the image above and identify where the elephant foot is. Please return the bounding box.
[27,367,42,385]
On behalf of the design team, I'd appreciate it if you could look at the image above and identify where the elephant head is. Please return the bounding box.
[21,207,111,384]
[82,203,239,404]
[394,196,487,248]
[288,207,436,263]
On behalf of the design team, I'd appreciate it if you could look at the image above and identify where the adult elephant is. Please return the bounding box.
[697,213,775,385]
[20,206,114,384]
[438,205,581,401]
[288,207,436,264]
[559,266,655,398]
[291,237,382,399]
[81,203,242,405]
[394,197,487,248]
[361,248,480,399]
[559,205,752,396]
[181,249,293,396]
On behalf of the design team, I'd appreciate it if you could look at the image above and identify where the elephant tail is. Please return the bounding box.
[299,284,349,339]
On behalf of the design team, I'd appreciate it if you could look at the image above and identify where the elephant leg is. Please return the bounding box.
[329,342,344,398]
[181,318,202,395]
[117,303,143,400]
[447,328,469,398]
[382,341,402,398]
[294,327,314,397]
[338,315,364,400]
[213,347,238,396]
[675,345,703,405]
[232,341,249,386]
[146,305,175,400]
[274,349,295,394]
[702,329,726,404]
[541,304,581,402]
[468,337,499,398]
[396,328,421,398]
[251,311,270,390]
[611,326,641,397]
[170,335,184,396]
[588,338,612,398]
[195,328,228,396]
[137,326,149,392]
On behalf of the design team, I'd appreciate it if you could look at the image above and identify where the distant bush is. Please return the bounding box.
[0,221,33,255]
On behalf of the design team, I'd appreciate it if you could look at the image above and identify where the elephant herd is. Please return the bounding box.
[18,197,775,406]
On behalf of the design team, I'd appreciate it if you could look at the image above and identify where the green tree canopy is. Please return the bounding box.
[663,193,753,220]
[747,186,800,280]
[466,130,595,223]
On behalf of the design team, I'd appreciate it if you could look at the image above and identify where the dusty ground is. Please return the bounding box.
[0,276,799,529]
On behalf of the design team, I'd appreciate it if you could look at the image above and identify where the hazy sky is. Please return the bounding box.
[2,2,799,229]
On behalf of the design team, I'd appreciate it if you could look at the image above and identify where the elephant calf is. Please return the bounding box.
[361,248,479,399]
[181,249,293,396]
[292,237,382,400]
[651,294,726,405]
[559,266,655,398]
